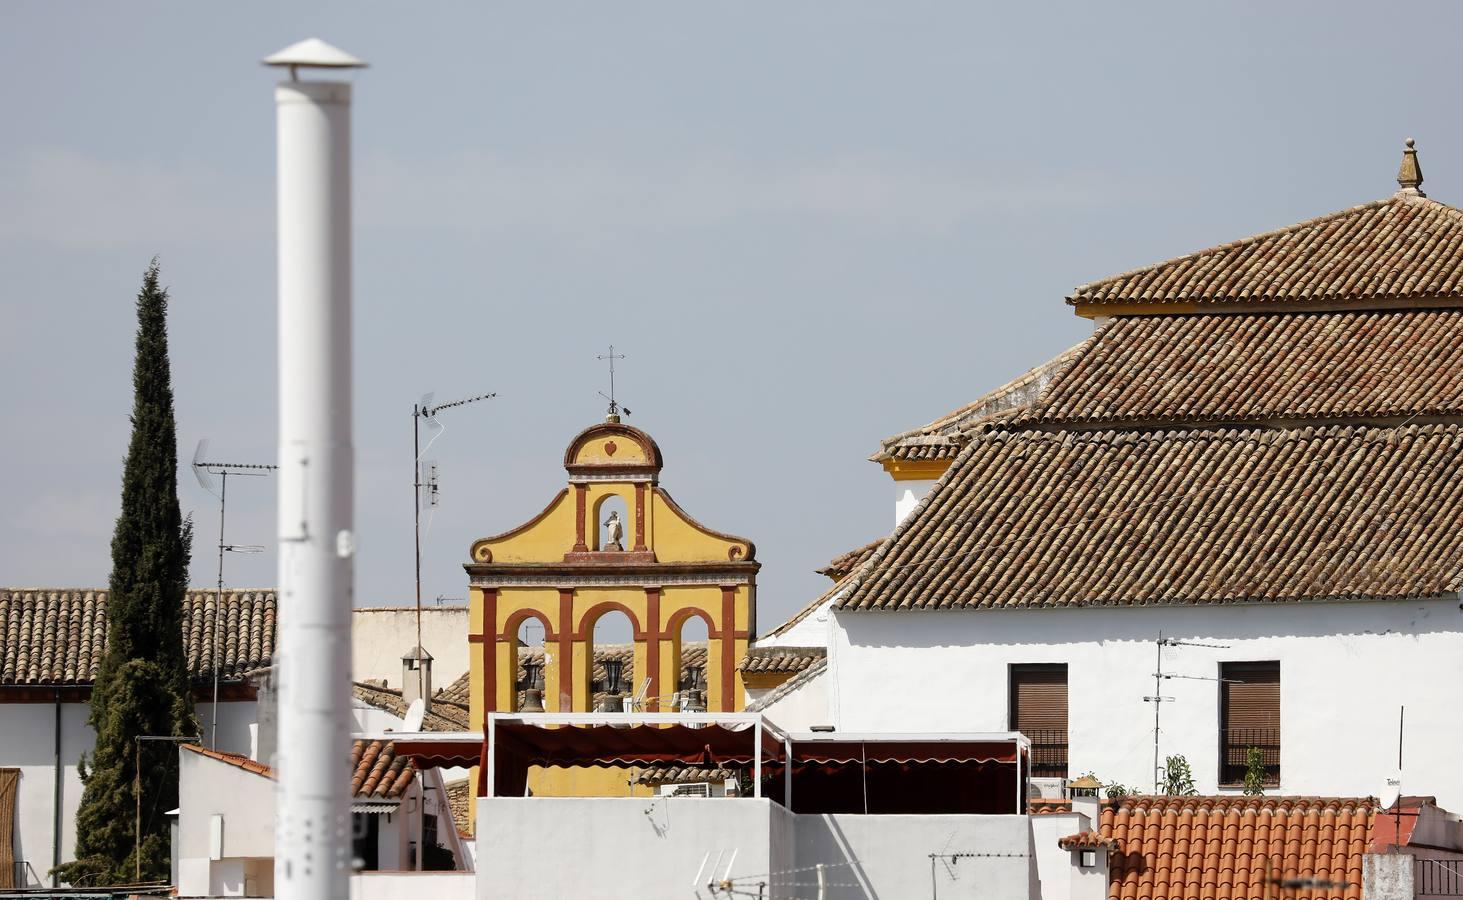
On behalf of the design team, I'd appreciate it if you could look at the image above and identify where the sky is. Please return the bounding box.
[4,2,1463,631]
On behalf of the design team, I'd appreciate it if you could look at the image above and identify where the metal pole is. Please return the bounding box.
[412,407,424,871]
[270,42,363,900]
[134,739,141,884]
[212,472,227,749]
[1153,632,1163,793]
[816,863,827,900]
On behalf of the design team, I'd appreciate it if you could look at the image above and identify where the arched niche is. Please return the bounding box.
[589,491,631,552]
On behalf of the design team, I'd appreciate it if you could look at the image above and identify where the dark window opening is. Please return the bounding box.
[351,813,379,871]
[1220,661,1280,786]
[1010,664,1068,778]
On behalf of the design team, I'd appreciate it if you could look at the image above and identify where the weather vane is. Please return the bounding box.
[597,344,630,422]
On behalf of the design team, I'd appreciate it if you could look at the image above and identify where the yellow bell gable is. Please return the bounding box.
[464,419,759,743]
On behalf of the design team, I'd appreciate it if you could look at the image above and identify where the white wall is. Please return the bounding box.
[894,479,937,526]
[476,797,1034,899]
[349,871,474,900]
[176,747,278,897]
[756,668,831,732]
[352,607,470,689]
[831,598,1463,805]
[1,696,262,889]
[0,701,89,888]
[796,813,1034,899]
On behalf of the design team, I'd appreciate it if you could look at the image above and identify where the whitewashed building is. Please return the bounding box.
[0,587,470,890]
[765,142,1463,811]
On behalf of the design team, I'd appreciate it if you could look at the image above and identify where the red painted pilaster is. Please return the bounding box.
[558,589,575,710]
[720,585,737,711]
[645,587,661,711]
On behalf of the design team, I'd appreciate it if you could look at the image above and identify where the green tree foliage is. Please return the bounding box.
[1242,747,1268,796]
[56,261,195,886]
[1163,754,1198,796]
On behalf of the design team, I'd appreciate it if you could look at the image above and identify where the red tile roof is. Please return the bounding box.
[0,588,276,686]
[1019,310,1463,426]
[1059,830,1120,851]
[182,744,273,778]
[182,740,415,802]
[1068,192,1463,311]
[839,424,1463,610]
[738,646,825,674]
[1098,796,1376,900]
[816,539,885,581]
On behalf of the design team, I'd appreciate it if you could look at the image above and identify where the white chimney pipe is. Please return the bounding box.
[265,38,365,900]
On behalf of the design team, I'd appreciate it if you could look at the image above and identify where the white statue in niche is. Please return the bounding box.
[602,511,625,551]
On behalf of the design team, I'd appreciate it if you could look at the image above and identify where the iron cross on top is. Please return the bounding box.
[597,345,629,421]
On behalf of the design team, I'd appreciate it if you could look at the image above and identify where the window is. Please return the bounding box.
[1220,661,1279,786]
[1009,664,1068,778]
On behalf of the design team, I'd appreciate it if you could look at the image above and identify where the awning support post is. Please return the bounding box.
[753,717,763,799]
[783,737,792,810]
[486,715,496,799]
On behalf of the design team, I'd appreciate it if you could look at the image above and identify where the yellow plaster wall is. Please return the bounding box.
[572,436,650,466]
[647,491,749,563]
[471,489,575,563]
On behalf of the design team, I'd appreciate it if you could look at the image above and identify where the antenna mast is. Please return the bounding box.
[411,392,496,689]
[1144,632,1230,792]
[192,441,276,748]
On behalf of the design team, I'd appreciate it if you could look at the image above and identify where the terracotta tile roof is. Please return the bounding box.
[738,646,825,674]
[1099,795,1375,900]
[744,657,826,713]
[0,588,276,686]
[182,743,274,779]
[839,423,1463,610]
[352,739,416,801]
[183,740,417,803]
[1019,310,1463,426]
[1029,798,1073,815]
[443,778,473,839]
[1068,192,1463,310]
[873,345,1084,462]
[1058,830,1120,851]
[633,764,736,786]
[351,681,471,731]
[816,539,885,581]
[436,671,471,706]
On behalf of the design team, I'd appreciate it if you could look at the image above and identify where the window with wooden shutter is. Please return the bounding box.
[1220,661,1279,786]
[0,767,17,889]
[1010,664,1068,778]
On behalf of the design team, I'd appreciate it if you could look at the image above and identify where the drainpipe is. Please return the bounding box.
[52,688,61,888]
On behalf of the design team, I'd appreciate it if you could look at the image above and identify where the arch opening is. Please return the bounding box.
[587,607,637,712]
[512,616,547,713]
[670,610,711,712]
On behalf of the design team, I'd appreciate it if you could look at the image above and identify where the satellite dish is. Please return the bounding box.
[191,439,218,497]
[402,698,425,732]
[1380,771,1402,811]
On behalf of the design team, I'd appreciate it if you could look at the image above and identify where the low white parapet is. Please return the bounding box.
[476,796,1034,899]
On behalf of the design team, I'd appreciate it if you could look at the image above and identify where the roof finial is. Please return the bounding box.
[1397,138,1425,196]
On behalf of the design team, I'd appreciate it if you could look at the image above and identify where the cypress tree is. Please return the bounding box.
[57,260,195,886]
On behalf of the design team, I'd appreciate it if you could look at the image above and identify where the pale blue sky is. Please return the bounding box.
[3,2,1461,629]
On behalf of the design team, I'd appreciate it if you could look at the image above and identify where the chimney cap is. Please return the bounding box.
[263,38,368,70]
[1397,137,1425,196]
[401,645,434,662]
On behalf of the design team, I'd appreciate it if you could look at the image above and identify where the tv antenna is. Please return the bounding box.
[1143,631,1232,792]
[191,440,277,748]
[412,391,496,708]
[597,345,631,422]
